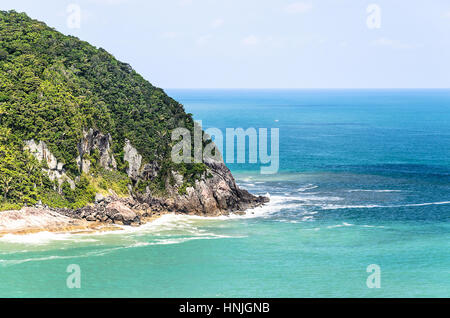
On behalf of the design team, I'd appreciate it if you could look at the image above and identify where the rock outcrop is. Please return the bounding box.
[123,139,142,179]
[136,155,268,216]
[25,129,117,192]
[76,128,117,174]
[25,135,268,219]
[105,201,139,225]
[58,196,149,226]
[54,146,268,224]
[24,139,75,191]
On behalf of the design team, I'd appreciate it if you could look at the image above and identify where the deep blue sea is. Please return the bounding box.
[0,89,449,297]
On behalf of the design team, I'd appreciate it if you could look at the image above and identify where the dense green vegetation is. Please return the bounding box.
[0,10,206,210]
[0,127,43,208]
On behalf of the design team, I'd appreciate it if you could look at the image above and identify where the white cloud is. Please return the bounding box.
[444,11,450,18]
[284,2,312,14]
[211,18,224,29]
[196,35,212,45]
[370,37,415,49]
[241,35,259,46]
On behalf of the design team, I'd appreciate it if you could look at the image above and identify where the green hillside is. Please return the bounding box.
[0,10,205,210]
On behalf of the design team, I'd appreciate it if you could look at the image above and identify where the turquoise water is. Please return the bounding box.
[1,89,449,297]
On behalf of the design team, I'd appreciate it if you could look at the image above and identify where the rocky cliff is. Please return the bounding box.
[0,10,268,218]
[147,157,268,216]
[29,128,268,220]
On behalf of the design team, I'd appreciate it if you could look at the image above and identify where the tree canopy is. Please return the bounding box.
[0,10,204,210]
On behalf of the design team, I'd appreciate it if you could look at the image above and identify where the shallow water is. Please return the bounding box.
[0,89,449,297]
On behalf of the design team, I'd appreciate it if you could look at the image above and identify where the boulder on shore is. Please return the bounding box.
[106,201,140,225]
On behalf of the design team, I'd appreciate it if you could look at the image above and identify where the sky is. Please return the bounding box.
[1,0,450,89]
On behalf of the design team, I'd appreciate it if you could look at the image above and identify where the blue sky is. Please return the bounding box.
[2,0,450,88]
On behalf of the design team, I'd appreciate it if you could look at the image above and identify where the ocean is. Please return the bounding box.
[0,89,449,297]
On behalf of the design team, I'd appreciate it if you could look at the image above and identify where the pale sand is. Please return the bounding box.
[0,207,163,237]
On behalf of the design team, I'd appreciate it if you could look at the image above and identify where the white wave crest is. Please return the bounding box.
[320,201,450,210]
[347,189,402,193]
[0,231,98,245]
[297,184,318,192]
[326,222,354,229]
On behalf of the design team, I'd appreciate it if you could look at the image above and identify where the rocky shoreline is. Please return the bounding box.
[2,132,269,236]
[56,196,165,227]
[0,192,268,236]
[0,207,117,236]
[0,205,164,237]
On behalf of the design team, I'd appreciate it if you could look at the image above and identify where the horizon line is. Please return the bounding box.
[164,87,450,90]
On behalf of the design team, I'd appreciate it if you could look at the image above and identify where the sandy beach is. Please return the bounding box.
[0,207,163,237]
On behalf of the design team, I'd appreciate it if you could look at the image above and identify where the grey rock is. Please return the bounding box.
[24,139,75,192]
[106,201,140,225]
[26,129,268,221]
[123,139,142,179]
[77,128,117,174]
[135,149,269,216]
[85,215,97,222]
[95,193,105,203]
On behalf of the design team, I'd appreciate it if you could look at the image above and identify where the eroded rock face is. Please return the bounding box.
[123,139,142,180]
[76,128,117,174]
[184,157,267,215]
[25,129,117,192]
[141,161,160,181]
[24,139,58,169]
[136,155,269,216]
[24,139,75,191]
[25,133,268,220]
